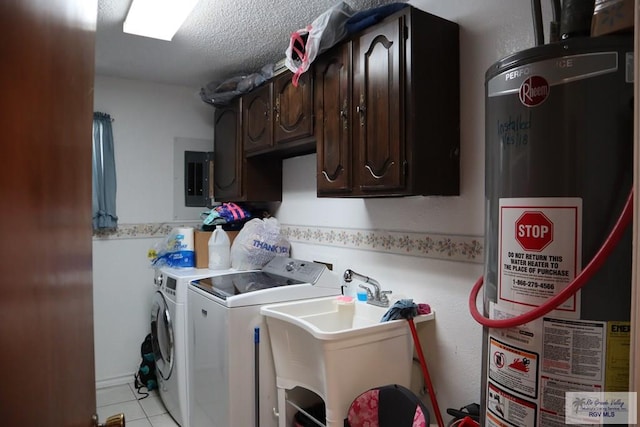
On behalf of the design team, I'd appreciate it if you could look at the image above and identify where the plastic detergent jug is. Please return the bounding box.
[208,227,230,270]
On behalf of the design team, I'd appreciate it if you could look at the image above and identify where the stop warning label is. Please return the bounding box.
[516,211,553,251]
[498,198,582,312]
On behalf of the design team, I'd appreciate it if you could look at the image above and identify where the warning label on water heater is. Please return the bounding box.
[498,198,582,312]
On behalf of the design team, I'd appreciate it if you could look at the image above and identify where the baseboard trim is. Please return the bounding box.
[96,373,135,390]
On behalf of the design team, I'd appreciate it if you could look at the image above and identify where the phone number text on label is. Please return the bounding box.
[513,279,555,290]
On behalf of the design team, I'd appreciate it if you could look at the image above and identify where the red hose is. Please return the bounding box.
[408,318,445,427]
[469,190,633,329]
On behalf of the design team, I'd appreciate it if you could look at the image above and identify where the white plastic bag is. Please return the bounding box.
[230,218,290,270]
[285,2,355,86]
[148,227,195,268]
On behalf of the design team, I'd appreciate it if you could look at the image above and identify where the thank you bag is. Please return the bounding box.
[230,217,290,270]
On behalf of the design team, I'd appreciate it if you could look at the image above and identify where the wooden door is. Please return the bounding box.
[353,14,406,192]
[214,99,243,201]
[1,0,99,425]
[273,71,314,145]
[315,42,353,195]
[243,83,273,154]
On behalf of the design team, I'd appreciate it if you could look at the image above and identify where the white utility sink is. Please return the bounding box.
[260,296,435,426]
[261,295,433,340]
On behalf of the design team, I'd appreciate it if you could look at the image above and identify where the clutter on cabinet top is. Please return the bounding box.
[200,63,275,107]
[200,2,411,102]
[285,2,409,86]
[285,1,355,86]
[200,202,253,230]
[344,2,408,34]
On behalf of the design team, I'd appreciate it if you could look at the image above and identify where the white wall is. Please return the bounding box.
[93,76,214,223]
[271,0,552,417]
[92,76,213,386]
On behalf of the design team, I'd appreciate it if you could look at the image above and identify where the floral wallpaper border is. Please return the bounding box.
[93,222,201,240]
[281,224,484,264]
[94,222,484,264]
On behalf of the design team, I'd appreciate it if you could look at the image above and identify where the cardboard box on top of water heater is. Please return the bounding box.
[591,0,634,37]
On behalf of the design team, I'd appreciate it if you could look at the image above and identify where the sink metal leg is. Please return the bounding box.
[277,387,287,427]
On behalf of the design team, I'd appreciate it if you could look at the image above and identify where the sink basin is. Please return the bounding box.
[260,296,435,426]
[260,296,433,340]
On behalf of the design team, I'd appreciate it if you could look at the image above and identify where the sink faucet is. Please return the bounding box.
[343,269,391,307]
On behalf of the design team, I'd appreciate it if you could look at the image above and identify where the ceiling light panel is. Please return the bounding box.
[123,0,200,41]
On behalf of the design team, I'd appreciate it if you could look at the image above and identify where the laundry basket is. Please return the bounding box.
[344,384,430,427]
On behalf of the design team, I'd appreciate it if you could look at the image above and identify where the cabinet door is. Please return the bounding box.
[243,83,273,153]
[213,100,242,201]
[315,42,352,195]
[273,71,314,145]
[353,15,405,192]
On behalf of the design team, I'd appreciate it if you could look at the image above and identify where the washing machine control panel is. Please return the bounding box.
[262,257,325,284]
[163,276,177,296]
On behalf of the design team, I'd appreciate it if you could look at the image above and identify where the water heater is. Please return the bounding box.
[479,35,633,426]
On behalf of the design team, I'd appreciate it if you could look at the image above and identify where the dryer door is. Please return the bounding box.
[150,291,174,380]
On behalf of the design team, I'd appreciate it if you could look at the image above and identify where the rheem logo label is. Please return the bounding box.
[519,75,549,107]
[516,211,553,251]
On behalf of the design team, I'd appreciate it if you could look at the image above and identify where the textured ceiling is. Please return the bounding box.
[96,0,406,90]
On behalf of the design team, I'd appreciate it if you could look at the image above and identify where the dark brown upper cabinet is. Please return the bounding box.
[213,99,243,201]
[214,98,282,202]
[243,83,273,154]
[243,71,315,158]
[316,6,460,197]
[273,71,314,147]
[353,16,404,193]
[214,6,458,201]
[316,42,353,195]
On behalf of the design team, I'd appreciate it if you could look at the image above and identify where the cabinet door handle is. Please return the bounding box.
[274,98,280,122]
[322,170,337,183]
[365,162,394,179]
[340,99,348,130]
[356,94,366,126]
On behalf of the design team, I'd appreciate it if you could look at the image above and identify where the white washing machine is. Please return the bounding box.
[188,257,342,427]
[151,267,232,427]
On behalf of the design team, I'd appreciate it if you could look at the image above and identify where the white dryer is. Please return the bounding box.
[188,257,342,427]
[151,267,232,426]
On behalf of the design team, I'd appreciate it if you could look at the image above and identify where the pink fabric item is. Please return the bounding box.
[412,406,427,427]
[347,389,380,426]
[224,203,245,220]
[417,303,431,315]
[347,385,429,426]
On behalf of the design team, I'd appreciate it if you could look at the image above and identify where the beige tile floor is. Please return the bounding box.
[96,382,179,427]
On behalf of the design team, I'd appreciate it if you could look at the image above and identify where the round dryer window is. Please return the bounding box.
[150,291,174,380]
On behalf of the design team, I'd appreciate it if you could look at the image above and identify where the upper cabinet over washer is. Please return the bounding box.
[317,6,460,198]
[243,71,315,158]
[213,6,460,202]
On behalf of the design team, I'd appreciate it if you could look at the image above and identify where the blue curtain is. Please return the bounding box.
[92,112,118,230]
